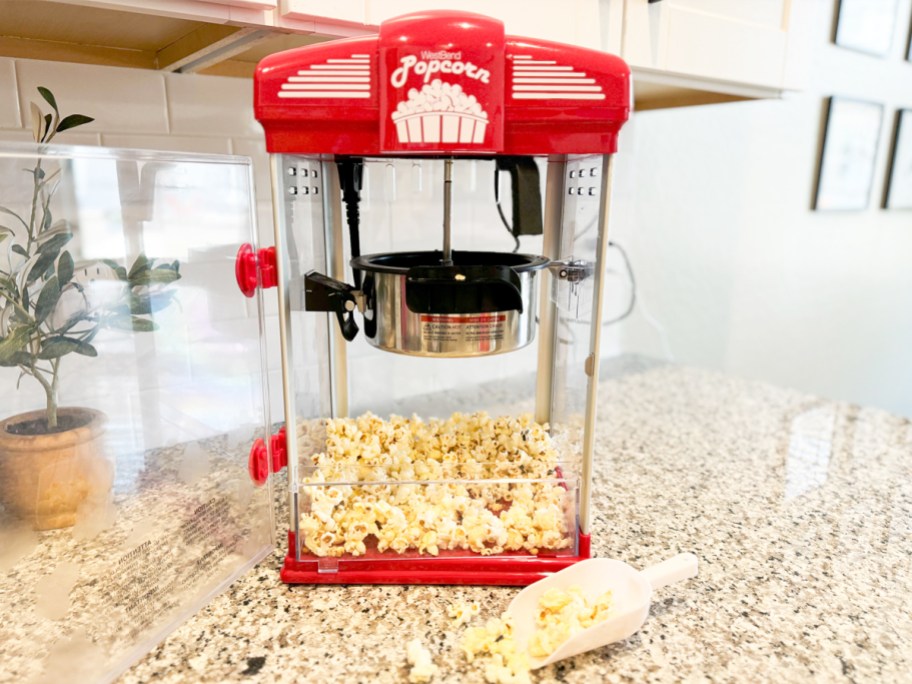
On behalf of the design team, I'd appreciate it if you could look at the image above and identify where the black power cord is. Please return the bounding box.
[493,167,521,253]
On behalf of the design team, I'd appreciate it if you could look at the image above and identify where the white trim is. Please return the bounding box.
[514,78,596,84]
[308,64,370,70]
[512,85,602,92]
[288,76,370,83]
[511,93,606,100]
[278,91,371,98]
[282,84,371,90]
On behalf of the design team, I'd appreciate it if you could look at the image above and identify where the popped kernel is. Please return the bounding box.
[299,412,574,558]
[406,639,438,683]
[448,600,481,627]
[459,585,614,682]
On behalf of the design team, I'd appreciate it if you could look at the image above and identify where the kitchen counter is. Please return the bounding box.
[119,358,912,683]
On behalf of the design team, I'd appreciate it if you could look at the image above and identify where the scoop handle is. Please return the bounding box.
[641,553,699,591]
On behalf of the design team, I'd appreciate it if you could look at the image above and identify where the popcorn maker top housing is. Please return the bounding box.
[247,10,630,585]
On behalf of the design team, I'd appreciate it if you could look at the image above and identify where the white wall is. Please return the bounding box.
[610,0,912,418]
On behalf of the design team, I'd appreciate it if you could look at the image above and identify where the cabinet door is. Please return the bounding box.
[623,0,789,88]
[281,0,365,25]
[366,0,602,48]
[202,0,277,8]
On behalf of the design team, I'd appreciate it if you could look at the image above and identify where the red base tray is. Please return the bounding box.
[280,531,591,586]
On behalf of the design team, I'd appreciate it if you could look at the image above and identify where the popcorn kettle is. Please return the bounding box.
[238,10,631,585]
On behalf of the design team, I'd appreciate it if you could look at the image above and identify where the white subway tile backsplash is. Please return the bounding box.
[231,138,271,203]
[165,73,261,138]
[0,59,20,128]
[0,128,33,143]
[15,59,168,134]
[101,133,231,155]
[0,128,102,146]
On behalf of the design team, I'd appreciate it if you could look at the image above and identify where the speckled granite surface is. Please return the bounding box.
[107,359,912,684]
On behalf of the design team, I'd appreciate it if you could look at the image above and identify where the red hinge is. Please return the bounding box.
[248,427,288,486]
[235,243,278,297]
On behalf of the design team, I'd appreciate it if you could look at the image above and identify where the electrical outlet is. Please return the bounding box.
[71,262,120,288]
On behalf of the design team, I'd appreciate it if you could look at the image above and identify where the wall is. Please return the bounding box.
[610,0,912,418]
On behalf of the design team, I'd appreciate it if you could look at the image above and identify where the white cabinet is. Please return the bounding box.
[280,0,365,26]
[206,0,277,9]
[363,0,602,48]
[620,0,792,89]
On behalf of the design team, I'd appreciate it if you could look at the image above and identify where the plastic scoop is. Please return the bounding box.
[506,553,699,669]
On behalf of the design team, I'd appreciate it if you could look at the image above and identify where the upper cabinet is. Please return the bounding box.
[6,0,801,109]
[614,0,799,108]
[622,0,790,87]
[279,0,602,48]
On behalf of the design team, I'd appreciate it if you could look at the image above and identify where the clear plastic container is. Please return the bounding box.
[0,142,273,683]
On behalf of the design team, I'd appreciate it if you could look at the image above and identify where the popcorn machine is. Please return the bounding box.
[240,10,630,584]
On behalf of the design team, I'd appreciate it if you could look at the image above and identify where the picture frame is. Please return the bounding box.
[813,97,884,211]
[833,0,899,57]
[883,109,912,209]
[907,14,912,61]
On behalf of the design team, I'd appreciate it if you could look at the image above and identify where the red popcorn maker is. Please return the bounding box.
[241,10,631,585]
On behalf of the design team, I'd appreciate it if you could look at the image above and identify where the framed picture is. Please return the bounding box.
[907,15,912,61]
[813,97,884,211]
[833,0,899,57]
[884,110,912,209]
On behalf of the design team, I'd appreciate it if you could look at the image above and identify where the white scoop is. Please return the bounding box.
[506,553,699,669]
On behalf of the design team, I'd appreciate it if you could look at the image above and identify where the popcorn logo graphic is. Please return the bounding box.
[391,79,489,144]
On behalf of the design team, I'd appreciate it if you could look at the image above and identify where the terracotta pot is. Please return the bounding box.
[0,407,110,530]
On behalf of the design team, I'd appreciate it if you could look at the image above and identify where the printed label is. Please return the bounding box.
[379,17,504,152]
[420,314,506,344]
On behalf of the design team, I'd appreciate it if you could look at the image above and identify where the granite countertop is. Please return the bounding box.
[118,361,912,683]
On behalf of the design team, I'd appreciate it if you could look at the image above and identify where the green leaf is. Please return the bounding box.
[101,259,128,281]
[0,275,17,296]
[37,231,72,255]
[129,268,181,286]
[37,336,97,360]
[54,309,91,334]
[128,290,176,315]
[22,285,29,310]
[0,351,33,368]
[42,114,53,143]
[58,250,74,285]
[127,253,150,281]
[34,275,61,324]
[11,244,28,258]
[27,249,60,286]
[108,315,158,332]
[37,87,59,116]
[41,207,53,232]
[56,114,94,133]
[0,326,33,364]
[39,220,69,240]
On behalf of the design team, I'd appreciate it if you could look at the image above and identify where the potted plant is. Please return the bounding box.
[0,88,181,530]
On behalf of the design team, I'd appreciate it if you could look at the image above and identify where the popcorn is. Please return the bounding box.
[527,586,614,658]
[406,639,438,683]
[459,585,614,681]
[462,617,530,684]
[448,600,481,628]
[298,412,574,558]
